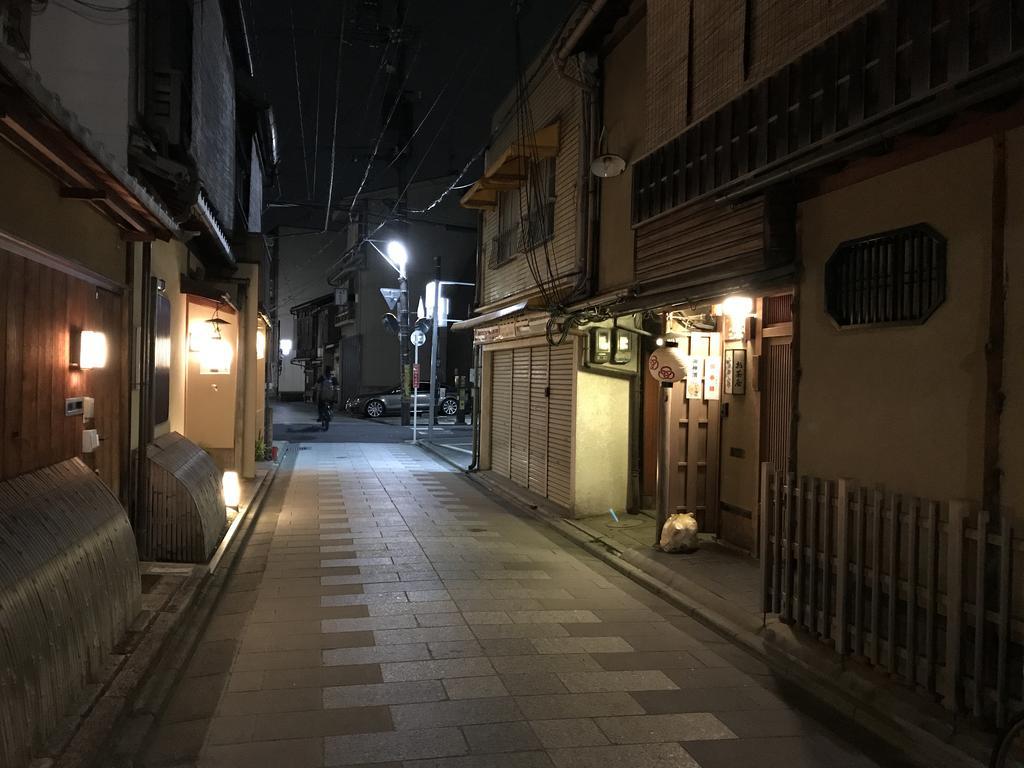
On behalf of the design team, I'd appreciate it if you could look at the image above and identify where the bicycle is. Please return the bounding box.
[992,711,1024,768]
[318,401,333,431]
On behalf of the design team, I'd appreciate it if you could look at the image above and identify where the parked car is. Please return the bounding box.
[345,385,467,419]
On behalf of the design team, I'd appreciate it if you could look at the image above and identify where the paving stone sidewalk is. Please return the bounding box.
[141,442,900,768]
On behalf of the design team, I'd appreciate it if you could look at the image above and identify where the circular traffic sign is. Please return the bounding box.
[410,329,427,347]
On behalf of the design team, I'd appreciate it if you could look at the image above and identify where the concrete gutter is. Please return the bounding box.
[46,444,289,768]
[445,461,992,768]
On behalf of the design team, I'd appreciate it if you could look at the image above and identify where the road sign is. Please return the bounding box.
[410,329,427,347]
[379,288,402,312]
[413,363,420,388]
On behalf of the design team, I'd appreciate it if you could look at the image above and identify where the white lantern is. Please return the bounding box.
[256,329,267,360]
[222,471,241,508]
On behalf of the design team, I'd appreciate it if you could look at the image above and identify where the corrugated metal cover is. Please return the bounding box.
[546,343,575,508]
[0,458,140,768]
[139,432,225,562]
[490,351,514,478]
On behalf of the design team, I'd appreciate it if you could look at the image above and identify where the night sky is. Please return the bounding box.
[250,0,576,226]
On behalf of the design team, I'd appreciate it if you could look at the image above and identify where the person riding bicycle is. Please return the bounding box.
[315,367,338,424]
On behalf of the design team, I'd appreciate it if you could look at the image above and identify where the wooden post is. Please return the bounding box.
[870,488,883,666]
[906,497,920,686]
[995,517,1011,727]
[760,463,772,613]
[982,132,1006,516]
[807,477,818,635]
[886,493,900,674]
[945,500,967,712]
[835,478,851,655]
[972,510,989,718]
[783,471,796,623]
[795,476,806,628]
[822,479,834,641]
[854,487,866,658]
[925,500,939,694]
[655,382,674,547]
[773,467,782,614]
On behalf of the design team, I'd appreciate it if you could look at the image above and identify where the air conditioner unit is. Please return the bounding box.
[0,0,31,56]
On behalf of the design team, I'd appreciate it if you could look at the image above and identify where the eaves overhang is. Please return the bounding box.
[0,42,180,241]
[459,122,560,210]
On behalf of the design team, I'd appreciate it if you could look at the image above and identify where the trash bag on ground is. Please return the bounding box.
[659,512,699,553]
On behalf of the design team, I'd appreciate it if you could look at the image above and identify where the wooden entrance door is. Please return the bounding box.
[666,333,722,534]
[759,293,795,476]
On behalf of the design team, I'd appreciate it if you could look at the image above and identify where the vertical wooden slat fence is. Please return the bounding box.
[760,463,1023,727]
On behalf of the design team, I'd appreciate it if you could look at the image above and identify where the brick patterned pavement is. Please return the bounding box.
[141,443,896,768]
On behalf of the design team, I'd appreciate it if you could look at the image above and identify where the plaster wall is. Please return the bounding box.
[598,17,646,293]
[184,301,238,459]
[797,140,991,503]
[573,371,630,517]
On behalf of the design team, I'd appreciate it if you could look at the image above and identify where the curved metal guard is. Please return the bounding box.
[0,458,141,768]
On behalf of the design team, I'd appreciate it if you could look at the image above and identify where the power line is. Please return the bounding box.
[320,0,348,233]
[289,1,312,200]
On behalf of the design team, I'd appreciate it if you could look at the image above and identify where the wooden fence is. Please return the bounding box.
[759,464,1023,727]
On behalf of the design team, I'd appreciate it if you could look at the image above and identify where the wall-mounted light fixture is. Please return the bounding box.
[279,338,293,357]
[222,471,241,509]
[70,329,108,370]
[713,295,755,341]
[256,329,267,360]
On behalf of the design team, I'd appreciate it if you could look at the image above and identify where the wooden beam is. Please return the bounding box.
[120,231,157,243]
[982,132,1007,514]
[60,187,106,200]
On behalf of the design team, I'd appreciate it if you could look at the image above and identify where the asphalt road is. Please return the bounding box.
[273,401,474,457]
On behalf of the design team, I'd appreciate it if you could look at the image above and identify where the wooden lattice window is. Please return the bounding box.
[825,224,946,327]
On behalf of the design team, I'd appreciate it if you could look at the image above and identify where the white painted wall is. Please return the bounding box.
[30,3,132,165]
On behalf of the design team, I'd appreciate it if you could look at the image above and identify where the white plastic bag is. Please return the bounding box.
[659,512,699,553]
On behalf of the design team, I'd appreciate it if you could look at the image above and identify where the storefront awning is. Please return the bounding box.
[449,301,530,332]
[460,123,560,210]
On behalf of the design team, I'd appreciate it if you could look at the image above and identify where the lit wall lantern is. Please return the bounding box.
[611,329,634,365]
[70,329,108,370]
[713,295,755,341]
[188,319,213,352]
[256,329,267,360]
[279,338,293,357]
[222,470,241,509]
[200,337,233,375]
[590,327,612,364]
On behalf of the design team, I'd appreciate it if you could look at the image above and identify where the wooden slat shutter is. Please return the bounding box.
[760,292,794,474]
[546,342,574,508]
[490,350,513,477]
[510,348,531,488]
[528,345,549,497]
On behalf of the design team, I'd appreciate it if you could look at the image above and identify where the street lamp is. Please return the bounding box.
[371,239,412,425]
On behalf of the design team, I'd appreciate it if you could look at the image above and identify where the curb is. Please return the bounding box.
[53,445,290,768]
[457,467,989,768]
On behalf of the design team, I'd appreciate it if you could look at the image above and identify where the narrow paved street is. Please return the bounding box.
[143,443,892,768]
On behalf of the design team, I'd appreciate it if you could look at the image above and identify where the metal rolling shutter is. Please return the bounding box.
[510,348,531,488]
[527,345,549,497]
[545,342,575,508]
[490,350,513,477]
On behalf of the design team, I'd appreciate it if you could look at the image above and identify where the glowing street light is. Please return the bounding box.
[386,240,408,278]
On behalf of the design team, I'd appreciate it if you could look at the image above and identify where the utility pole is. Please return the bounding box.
[392,0,412,426]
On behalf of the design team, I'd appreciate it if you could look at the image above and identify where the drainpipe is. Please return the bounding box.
[554,0,609,80]
[135,243,154,536]
[468,343,482,472]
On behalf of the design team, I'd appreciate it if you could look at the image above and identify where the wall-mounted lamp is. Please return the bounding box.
[200,337,232,375]
[222,470,241,509]
[70,329,108,370]
[713,295,755,341]
[256,329,267,360]
[279,338,293,357]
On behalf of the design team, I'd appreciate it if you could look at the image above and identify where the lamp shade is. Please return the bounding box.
[222,471,241,507]
[79,331,108,369]
[200,337,232,374]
